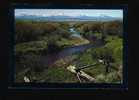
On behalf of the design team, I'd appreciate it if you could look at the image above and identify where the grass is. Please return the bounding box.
[72,35,123,83]
[38,67,78,83]
[95,71,121,83]
[15,40,48,55]
[56,37,89,48]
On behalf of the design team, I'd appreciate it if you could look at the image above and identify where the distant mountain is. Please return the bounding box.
[15,14,122,21]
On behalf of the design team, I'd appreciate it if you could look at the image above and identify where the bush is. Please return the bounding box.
[56,28,71,38]
[15,20,68,43]
[15,20,39,43]
[80,22,102,33]
[91,46,113,61]
[38,67,78,83]
[15,41,48,56]
[103,21,123,37]
[105,36,123,63]
[91,36,123,71]
[95,71,121,83]
[59,22,70,30]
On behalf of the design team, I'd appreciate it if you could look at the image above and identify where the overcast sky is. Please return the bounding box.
[15,9,123,18]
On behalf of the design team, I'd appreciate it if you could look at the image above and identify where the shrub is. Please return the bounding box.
[38,67,78,83]
[95,71,120,83]
[103,21,123,37]
[80,22,102,33]
[15,41,48,56]
[15,20,64,43]
[15,20,39,43]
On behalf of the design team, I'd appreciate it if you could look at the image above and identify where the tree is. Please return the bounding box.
[91,46,115,73]
[16,20,39,43]
[104,21,123,37]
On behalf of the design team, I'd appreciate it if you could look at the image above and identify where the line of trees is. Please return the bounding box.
[15,20,71,43]
[74,21,123,39]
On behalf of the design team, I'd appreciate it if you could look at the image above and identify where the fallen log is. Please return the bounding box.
[67,65,96,82]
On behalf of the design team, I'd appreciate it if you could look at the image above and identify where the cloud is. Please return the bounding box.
[15,9,123,18]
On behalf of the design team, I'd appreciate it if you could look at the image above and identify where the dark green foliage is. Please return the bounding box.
[15,41,48,56]
[15,20,71,43]
[79,22,102,33]
[38,67,78,83]
[59,22,70,30]
[104,21,123,37]
[73,21,122,39]
[91,36,123,68]
[95,71,121,83]
[15,20,39,43]
[93,46,115,63]
[74,35,123,82]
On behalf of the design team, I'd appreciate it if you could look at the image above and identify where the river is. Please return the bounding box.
[69,27,82,38]
[25,27,104,67]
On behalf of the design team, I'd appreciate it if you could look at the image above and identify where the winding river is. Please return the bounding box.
[25,27,104,67]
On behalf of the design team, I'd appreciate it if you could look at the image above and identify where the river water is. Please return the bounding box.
[69,27,82,38]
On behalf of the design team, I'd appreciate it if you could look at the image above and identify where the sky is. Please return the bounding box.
[15,9,123,18]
